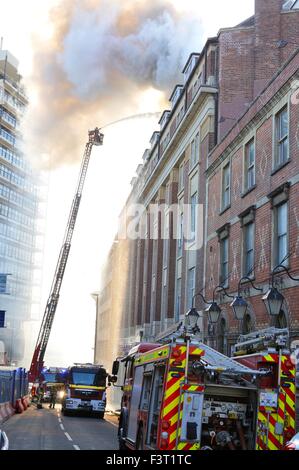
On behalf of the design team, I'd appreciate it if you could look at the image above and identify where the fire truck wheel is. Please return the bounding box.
[136,427,144,450]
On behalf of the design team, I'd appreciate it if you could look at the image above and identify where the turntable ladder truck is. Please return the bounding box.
[29,128,104,384]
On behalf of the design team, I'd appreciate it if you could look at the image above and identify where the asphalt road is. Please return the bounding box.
[1,404,119,450]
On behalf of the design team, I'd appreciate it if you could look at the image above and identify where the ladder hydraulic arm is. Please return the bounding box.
[29,128,104,383]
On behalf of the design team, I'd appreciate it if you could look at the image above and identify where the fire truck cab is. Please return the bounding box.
[61,363,107,418]
[113,328,296,451]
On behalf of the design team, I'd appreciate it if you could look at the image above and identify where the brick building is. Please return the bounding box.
[206,45,299,354]
[94,0,299,363]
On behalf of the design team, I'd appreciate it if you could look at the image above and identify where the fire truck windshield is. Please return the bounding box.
[70,368,106,387]
[72,372,96,385]
[43,373,59,383]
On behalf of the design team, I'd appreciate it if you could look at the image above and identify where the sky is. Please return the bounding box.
[0,0,254,368]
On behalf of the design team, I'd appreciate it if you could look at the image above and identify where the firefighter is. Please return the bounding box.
[38,385,45,402]
[49,387,57,409]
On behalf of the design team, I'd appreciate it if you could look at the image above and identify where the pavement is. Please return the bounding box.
[1,404,119,450]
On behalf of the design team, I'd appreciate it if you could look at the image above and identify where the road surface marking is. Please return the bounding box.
[65,432,73,441]
[58,418,62,423]
[108,421,118,428]
[73,444,80,450]
[60,424,65,431]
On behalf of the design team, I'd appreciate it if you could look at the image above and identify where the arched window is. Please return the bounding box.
[218,317,227,354]
[275,310,287,329]
[242,313,252,335]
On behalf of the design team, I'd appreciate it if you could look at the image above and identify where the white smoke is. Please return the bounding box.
[60,2,200,97]
[26,0,203,166]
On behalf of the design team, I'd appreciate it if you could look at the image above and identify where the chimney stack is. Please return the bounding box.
[254,0,283,96]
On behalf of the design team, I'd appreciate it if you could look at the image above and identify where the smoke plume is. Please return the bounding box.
[25,0,202,166]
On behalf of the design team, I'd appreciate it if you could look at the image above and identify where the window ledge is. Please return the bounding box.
[188,162,199,176]
[177,188,184,198]
[271,159,290,176]
[241,184,256,199]
[217,283,229,293]
[219,204,231,216]
[185,239,196,250]
[272,262,290,273]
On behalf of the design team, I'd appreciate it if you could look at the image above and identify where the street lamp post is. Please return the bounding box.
[186,285,233,337]
[184,286,228,383]
[230,277,263,321]
[262,264,299,317]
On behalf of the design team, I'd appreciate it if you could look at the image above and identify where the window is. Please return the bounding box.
[140,373,153,411]
[161,267,167,319]
[177,211,183,258]
[242,313,252,334]
[195,133,200,163]
[190,192,197,241]
[275,310,287,329]
[243,222,254,276]
[176,107,184,126]
[0,127,16,146]
[222,162,231,210]
[178,163,184,191]
[187,267,195,308]
[2,110,16,128]
[244,139,255,191]
[218,318,227,355]
[175,278,182,322]
[275,202,288,266]
[146,365,165,447]
[220,237,229,286]
[275,106,289,167]
[0,310,5,328]
[190,139,195,168]
[190,134,200,169]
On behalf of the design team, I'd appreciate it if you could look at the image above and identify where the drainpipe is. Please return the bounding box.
[214,93,219,146]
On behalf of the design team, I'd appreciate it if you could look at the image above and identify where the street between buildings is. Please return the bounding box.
[1,405,118,450]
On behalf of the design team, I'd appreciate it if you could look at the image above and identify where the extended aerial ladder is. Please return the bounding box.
[29,128,104,383]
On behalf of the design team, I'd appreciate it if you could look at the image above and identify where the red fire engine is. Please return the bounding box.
[112,327,296,450]
[233,327,296,450]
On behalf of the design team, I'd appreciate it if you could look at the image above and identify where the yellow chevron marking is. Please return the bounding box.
[285,393,296,411]
[163,394,181,418]
[190,443,200,449]
[268,421,280,449]
[267,439,278,450]
[164,378,181,400]
[287,382,296,396]
[177,442,189,450]
[190,348,204,356]
[169,426,179,444]
[184,385,201,392]
[263,355,276,362]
